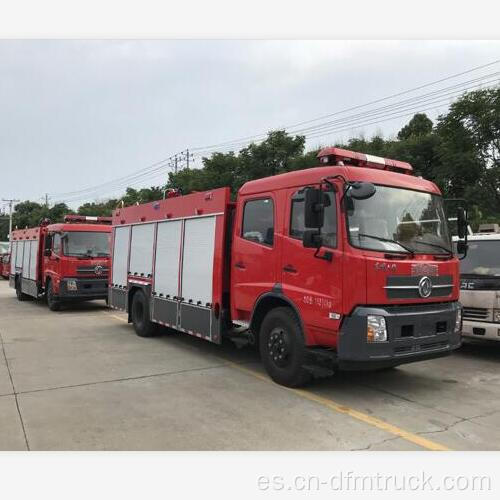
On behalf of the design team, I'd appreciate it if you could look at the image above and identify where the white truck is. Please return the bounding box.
[457,224,500,341]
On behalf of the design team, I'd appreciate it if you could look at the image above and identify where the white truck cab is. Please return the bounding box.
[456,226,500,341]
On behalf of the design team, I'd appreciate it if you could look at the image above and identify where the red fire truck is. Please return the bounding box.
[1,253,10,279]
[109,147,468,387]
[10,215,112,310]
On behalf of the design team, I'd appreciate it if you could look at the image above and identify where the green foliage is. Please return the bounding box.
[167,130,306,197]
[436,88,500,217]
[2,201,73,239]
[397,113,433,140]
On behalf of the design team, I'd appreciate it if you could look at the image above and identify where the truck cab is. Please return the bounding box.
[230,148,465,384]
[41,217,111,310]
[456,227,500,341]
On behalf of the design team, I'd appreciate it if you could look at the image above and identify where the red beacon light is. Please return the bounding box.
[63,215,113,225]
[317,147,413,175]
[164,188,181,199]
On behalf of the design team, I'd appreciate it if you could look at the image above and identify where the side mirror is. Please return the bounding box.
[457,208,467,239]
[348,182,376,200]
[44,248,51,257]
[456,240,468,255]
[304,188,329,228]
[303,230,323,248]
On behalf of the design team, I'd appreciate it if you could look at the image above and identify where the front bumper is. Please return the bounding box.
[58,277,108,300]
[337,302,462,370]
[462,319,500,341]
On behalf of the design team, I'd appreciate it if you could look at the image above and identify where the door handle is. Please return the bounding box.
[283,264,297,273]
[235,261,246,269]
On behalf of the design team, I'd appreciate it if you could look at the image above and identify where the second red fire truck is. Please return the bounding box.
[10,215,112,310]
[109,147,468,387]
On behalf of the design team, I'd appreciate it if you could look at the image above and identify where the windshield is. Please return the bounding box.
[62,231,110,258]
[347,185,451,254]
[457,240,500,276]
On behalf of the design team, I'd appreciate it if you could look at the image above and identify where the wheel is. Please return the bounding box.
[130,290,160,337]
[259,307,311,387]
[46,280,61,311]
[15,278,29,301]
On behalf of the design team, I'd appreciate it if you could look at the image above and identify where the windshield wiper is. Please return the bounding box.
[358,233,415,256]
[410,240,453,256]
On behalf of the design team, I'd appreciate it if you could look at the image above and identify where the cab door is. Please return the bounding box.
[44,232,61,288]
[230,194,279,322]
[280,186,343,345]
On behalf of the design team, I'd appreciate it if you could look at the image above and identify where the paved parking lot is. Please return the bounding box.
[1,280,499,451]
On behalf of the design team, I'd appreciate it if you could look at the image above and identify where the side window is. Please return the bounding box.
[242,198,274,246]
[52,234,61,255]
[290,189,337,247]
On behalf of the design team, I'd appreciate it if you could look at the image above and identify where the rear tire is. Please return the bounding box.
[259,307,311,387]
[46,280,61,311]
[130,290,160,337]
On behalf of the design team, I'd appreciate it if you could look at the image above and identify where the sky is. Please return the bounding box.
[1,40,499,209]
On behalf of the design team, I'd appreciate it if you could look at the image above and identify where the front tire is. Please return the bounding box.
[46,280,61,311]
[130,290,160,337]
[259,307,311,387]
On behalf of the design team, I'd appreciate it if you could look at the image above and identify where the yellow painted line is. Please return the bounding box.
[103,311,450,451]
[228,362,451,451]
[105,312,128,322]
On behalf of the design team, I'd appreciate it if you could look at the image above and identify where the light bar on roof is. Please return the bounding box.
[317,147,413,174]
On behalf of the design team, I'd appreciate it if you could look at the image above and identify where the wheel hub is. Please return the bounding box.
[268,327,291,368]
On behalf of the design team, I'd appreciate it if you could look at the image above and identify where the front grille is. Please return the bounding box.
[77,266,109,275]
[385,275,453,299]
[393,339,449,355]
[420,340,448,351]
[463,307,489,320]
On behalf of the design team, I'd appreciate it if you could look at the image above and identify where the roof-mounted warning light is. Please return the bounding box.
[63,215,113,225]
[317,147,413,175]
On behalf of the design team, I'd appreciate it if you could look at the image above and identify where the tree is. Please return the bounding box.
[167,130,306,196]
[397,113,433,140]
[436,88,500,217]
[234,130,305,190]
[78,199,119,217]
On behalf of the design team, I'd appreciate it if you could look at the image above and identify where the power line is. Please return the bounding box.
[49,59,500,205]
[190,58,500,152]
[52,150,194,204]
[193,74,500,155]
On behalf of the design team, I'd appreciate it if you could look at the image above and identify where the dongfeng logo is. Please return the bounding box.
[94,265,103,276]
[418,276,433,298]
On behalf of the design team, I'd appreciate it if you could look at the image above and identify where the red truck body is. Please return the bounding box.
[109,148,464,386]
[9,216,112,310]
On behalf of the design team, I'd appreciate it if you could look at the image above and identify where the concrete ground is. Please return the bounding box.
[0,280,499,451]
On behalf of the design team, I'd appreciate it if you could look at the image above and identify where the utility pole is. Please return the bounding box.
[2,198,20,250]
[44,193,50,208]
[168,150,194,175]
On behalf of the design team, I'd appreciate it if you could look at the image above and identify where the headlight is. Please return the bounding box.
[67,279,77,291]
[494,309,500,323]
[367,315,387,342]
[455,307,462,333]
